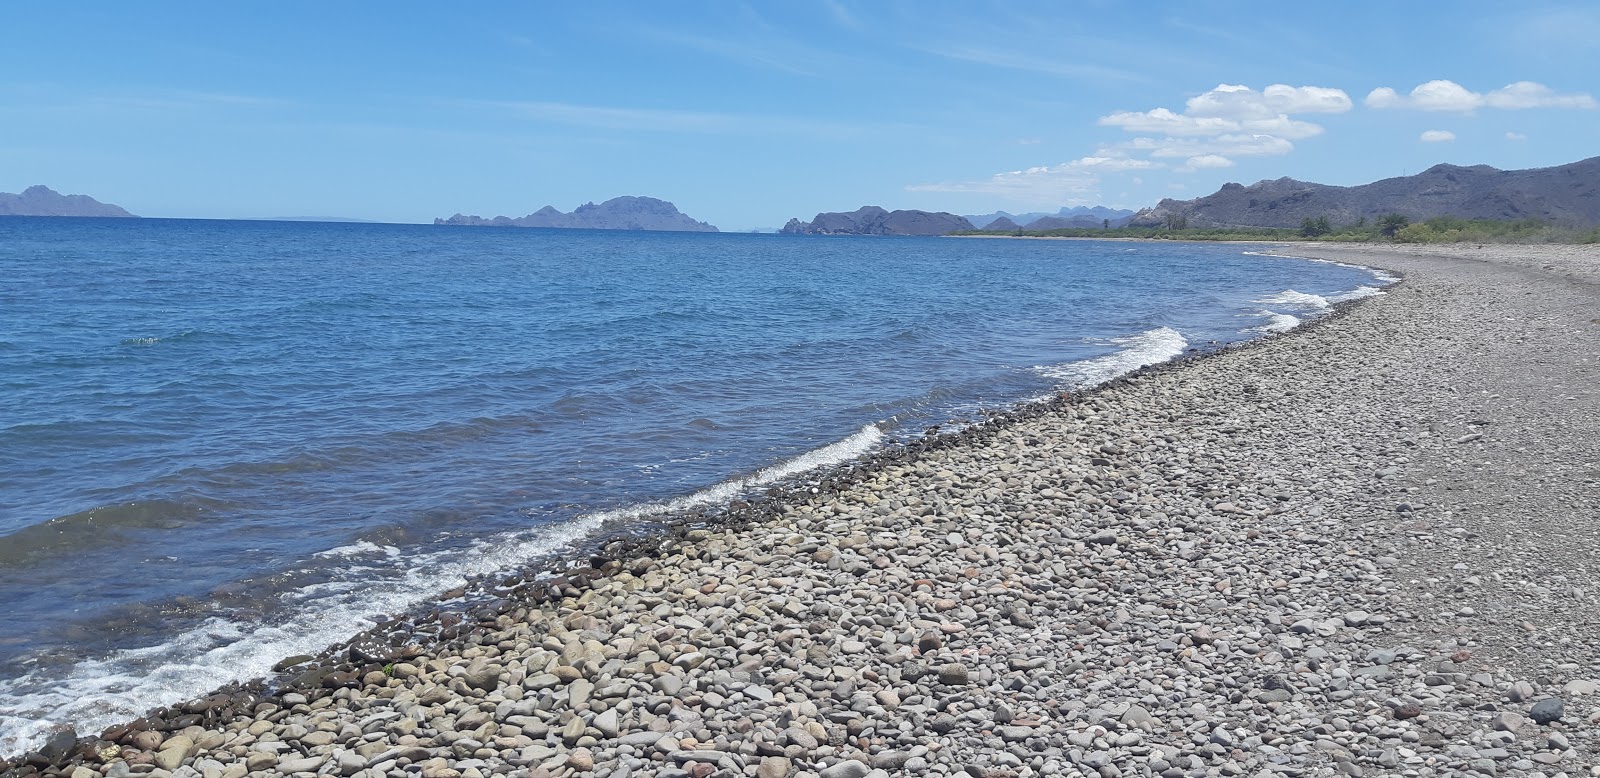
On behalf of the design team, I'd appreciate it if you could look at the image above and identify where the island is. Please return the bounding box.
[435,196,717,232]
[779,206,973,236]
[0,185,135,217]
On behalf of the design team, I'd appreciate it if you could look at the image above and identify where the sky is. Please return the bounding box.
[2,2,1597,230]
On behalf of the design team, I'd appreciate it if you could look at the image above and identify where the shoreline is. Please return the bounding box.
[7,244,1598,778]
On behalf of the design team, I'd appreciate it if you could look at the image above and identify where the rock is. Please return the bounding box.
[871,751,909,770]
[1507,681,1536,702]
[336,751,366,776]
[999,726,1034,742]
[244,753,276,772]
[1120,704,1155,726]
[277,756,326,774]
[1563,679,1598,696]
[153,749,185,772]
[1528,697,1564,724]
[783,728,818,750]
[757,756,792,778]
[461,659,499,691]
[819,760,870,778]
[1492,712,1526,731]
[593,708,621,738]
[131,732,164,752]
[936,663,969,685]
[567,749,594,772]
[1393,704,1422,720]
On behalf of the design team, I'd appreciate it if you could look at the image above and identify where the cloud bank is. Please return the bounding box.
[1366,80,1596,112]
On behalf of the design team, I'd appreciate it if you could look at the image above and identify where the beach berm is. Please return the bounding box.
[6,244,1597,778]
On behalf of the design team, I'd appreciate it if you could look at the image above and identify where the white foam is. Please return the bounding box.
[1240,249,1400,286]
[586,423,883,523]
[1035,327,1188,388]
[0,424,885,756]
[311,541,400,559]
[1254,289,1331,309]
[1327,285,1384,302]
[1250,310,1302,333]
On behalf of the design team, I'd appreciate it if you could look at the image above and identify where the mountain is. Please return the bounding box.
[1022,215,1118,230]
[780,206,973,236]
[965,210,1053,229]
[436,196,717,232]
[0,185,135,217]
[965,206,1134,229]
[250,216,379,223]
[1127,157,1600,229]
[984,216,1023,231]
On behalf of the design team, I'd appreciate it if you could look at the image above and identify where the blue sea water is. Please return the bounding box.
[0,217,1387,751]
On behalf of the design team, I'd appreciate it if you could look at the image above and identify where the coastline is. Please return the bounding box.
[6,244,1598,778]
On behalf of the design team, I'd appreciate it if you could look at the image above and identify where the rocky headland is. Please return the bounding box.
[780,208,973,236]
[0,186,135,217]
[1127,157,1600,229]
[5,244,1598,778]
[436,198,717,232]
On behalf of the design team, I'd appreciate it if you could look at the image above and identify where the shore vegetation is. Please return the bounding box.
[953,215,1600,244]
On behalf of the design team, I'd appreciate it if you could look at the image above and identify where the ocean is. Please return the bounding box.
[0,217,1387,752]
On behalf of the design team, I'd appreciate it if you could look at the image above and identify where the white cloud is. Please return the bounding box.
[1364,87,1403,109]
[1419,129,1456,142]
[1098,96,1334,140]
[1067,156,1161,172]
[1506,131,1528,141]
[1238,115,1325,140]
[1107,133,1295,159]
[1096,83,1344,172]
[1485,81,1597,109]
[1366,79,1597,111]
[1098,108,1239,136]
[906,156,1157,203]
[1181,154,1235,171]
[1185,83,1353,119]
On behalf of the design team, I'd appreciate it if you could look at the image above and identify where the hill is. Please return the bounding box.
[436,196,717,232]
[0,185,136,217]
[966,206,1134,229]
[780,206,973,236]
[1128,157,1600,229]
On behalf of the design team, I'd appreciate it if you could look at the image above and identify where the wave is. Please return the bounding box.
[1241,250,1401,286]
[1034,327,1188,388]
[0,423,885,755]
[1255,289,1331,309]
[1250,310,1302,333]
[117,330,211,347]
[0,499,232,569]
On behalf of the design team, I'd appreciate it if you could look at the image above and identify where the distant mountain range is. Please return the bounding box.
[436,196,717,232]
[1128,156,1600,229]
[0,185,135,217]
[780,206,973,236]
[249,216,379,223]
[966,206,1134,230]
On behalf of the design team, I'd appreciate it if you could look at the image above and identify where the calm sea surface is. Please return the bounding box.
[0,218,1385,750]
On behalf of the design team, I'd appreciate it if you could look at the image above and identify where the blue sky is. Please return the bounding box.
[2,2,1597,230]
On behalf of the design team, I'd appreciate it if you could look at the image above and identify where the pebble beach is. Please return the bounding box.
[6,243,1598,778]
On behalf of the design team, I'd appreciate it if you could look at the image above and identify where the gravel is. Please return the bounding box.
[6,243,1597,778]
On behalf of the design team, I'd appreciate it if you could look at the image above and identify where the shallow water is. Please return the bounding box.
[0,219,1381,751]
